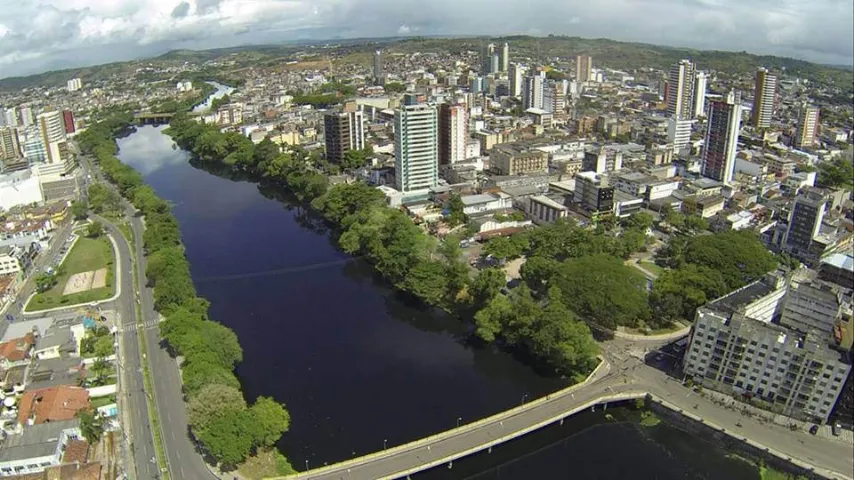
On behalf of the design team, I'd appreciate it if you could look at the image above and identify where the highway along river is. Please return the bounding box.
[117,125,763,478]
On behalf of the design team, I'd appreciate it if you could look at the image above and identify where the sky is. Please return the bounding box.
[0,0,852,78]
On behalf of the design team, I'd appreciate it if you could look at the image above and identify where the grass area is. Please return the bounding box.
[90,394,117,409]
[26,235,115,312]
[639,410,661,427]
[639,261,665,277]
[727,454,806,480]
[239,448,296,479]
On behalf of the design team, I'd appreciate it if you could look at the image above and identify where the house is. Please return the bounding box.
[459,193,512,215]
[0,420,82,477]
[0,334,35,369]
[17,386,90,426]
[527,196,569,225]
[33,324,79,360]
[682,194,725,218]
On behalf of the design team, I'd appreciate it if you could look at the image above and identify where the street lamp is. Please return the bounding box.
[383,439,388,450]
[304,459,309,471]
[521,393,529,405]
[457,417,462,428]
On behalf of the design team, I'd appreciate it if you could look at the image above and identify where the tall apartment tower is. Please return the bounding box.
[751,68,777,128]
[373,50,385,86]
[785,188,828,259]
[575,55,593,83]
[438,104,469,165]
[795,105,820,149]
[693,72,708,118]
[394,103,439,192]
[19,106,34,127]
[522,74,545,110]
[37,110,67,164]
[701,91,742,183]
[499,43,510,72]
[509,63,525,97]
[482,44,496,74]
[324,110,365,164]
[667,60,695,119]
[0,127,22,160]
[4,107,18,128]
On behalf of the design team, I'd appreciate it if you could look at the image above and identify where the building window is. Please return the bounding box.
[736,381,744,387]
[750,340,758,346]
[749,376,757,381]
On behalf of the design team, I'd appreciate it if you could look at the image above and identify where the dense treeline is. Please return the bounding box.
[166,114,602,377]
[76,119,293,472]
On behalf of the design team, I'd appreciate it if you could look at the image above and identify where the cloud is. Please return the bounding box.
[0,0,850,78]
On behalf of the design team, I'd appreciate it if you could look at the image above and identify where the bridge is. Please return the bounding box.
[133,112,200,125]
[279,345,854,480]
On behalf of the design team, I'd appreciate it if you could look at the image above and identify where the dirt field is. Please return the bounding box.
[63,271,94,295]
[90,268,107,289]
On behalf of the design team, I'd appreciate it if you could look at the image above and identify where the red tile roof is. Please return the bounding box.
[0,333,34,362]
[17,386,90,426]
[61,439,89,464]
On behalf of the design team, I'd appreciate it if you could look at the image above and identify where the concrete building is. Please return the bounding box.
[682,194,725,218]
[693,72,708,118]
[576,55,593,83]
[394,103,439,193]
[3,108,17,128]
[66,78,82,92]
[61,111,75,135]
[499,43,510,72]
[0,420,82,477]
[489,143,548,176]
[574,171,614,216]
[36,111,67,164]
[0,172,43,210]
[509,63,524,97]
[460,192,512,215]
[18,107,33,128]
[0,247,22,276]
[482,44,496,74]
[438,104,469,165]
[701,92,742,183]
[667,117,693,153]
[751,68,777,128]
[795,105,820,149]
[522,74,545,110]
[582,146,623,174]
[373,50,384,86]
[780,271,851,336]
[784,188,828,264]
[667,60,695,120]
[683,272,851,423]
[528,195,569,225]
[0,127,22,160]
[323,110,365,164]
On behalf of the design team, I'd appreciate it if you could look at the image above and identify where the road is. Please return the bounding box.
[83,154,215,480]
[286,340,854,480]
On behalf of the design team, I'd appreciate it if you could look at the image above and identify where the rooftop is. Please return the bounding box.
[822,253,854,273]
[530,195,568,211]
[18,386,90,426]
[0,333,34,362]
[0,419,78,464]
[707,280,774,316]
[461,193,501,206]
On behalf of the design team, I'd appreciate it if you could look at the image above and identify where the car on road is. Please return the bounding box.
[809,424,819,435]
[832,422,841,436]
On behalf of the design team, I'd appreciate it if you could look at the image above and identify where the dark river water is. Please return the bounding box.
[116,125,761,479]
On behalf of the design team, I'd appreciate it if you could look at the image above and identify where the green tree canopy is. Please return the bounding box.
[248,397,291,448]
[683,230,777,290]
[188,384,247,433]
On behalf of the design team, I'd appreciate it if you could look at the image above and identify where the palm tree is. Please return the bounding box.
[78,409,104,444]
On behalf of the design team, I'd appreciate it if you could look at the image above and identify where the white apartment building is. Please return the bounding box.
[394,103,439,193]
[795,105,820,149]
[693,72,708,118]
[667,60,695,119]
[667,117,693,153]
[522,74,544,110]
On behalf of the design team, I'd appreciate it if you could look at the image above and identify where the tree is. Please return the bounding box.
[527,287,599,375]
[553,255,650,329]
[77,409,104,444]
[473,294,513,342]
[87,184,122,214]
[683,215,709,233]
[181,361,241,396]
[650,264,728,323]
[482,236,524,262]
[622,212,654,231]
[70,200,88,219]
[470,268,506,307]
[35,273,57,293]
[520,256,560,296]
[383,82,407,93]
[90,357,112,384]
[402,260,448,306]
[816,150,854,190]
[87,221,104,238]
[446,193,467,227]
[248,397,291,447]
[188,384,247,433]
[196,409,255,467]
[93,335,114,358]
[683,230,777,290]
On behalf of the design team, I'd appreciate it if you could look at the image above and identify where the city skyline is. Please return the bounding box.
[0,0,852,79]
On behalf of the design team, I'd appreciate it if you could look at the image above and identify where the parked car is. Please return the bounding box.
[832,422,841,436]
[809,424,819,435]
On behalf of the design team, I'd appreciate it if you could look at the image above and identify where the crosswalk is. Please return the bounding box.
[120,319,161,332]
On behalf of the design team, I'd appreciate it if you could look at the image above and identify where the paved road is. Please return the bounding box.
[84,154,215,480]
[287,341,854,480]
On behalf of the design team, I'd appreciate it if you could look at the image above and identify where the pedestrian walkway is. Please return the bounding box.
[120,318,161,332]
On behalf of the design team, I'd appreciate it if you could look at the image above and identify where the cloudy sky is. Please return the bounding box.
[0,0,852,78]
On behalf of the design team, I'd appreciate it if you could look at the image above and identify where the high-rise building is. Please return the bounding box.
[19,106,34,127]
[683,272,851,424]
[522,74,544,110]
[667,117,693,153]
[667,60,695,119]
[482,44,496,74]
[784,188,828,261]
[499,43,510,72]
[323,111,365,165]
[4,107,18,128]
[373,50,384,86]
[701,91,742,183]
[66,78,82,92]
[438,104,469,165]
[751,68,777,128]
[574,171,614,215]
[394,103,438,192]
[37,110,68,164]
[470,76,485,94]
[795,105,820,149]
[23,128,47,164]
[0,127,22,160]
[693,72,708,118]
[62,110,75,135]
[575,55,592,83]
[509,63,524,97]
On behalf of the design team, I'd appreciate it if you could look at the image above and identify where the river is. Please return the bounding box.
[116,125,764,479]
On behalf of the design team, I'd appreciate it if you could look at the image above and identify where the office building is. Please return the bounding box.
[0,127,22,160]
[37,111,68,164]
[66,78,82,92]
[323,110,365,164]
[751,68,777,128]
[522,74,545,110]
[499,43,510,72]
[62,110,75,135]
[693,72,708,118]
[574,171,614,216]
[19,106,34,127]
[482,43,496,74]
[394,103,439,192]
[667,117,693,153]
[582,146,623,174]
[576,55,593,83]
[683,272,851,423]
[784,188,828,262]
[795,105,820,149]
[373,50,384,86]
[667,60,695,119]
[509,63,524,97]
[701,92,742,183]
[489,143,548,176]
[438,104,469,165]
